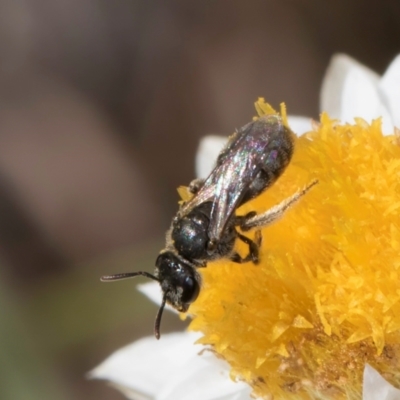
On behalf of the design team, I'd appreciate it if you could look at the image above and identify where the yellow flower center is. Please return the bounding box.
[188,99,400,399]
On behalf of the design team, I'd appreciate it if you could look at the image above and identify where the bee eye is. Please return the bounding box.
[180,276,200,304]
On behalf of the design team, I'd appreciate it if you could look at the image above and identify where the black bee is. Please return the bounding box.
[101,114,317,339]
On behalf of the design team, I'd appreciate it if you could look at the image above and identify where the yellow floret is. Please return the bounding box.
[189,100,400,399]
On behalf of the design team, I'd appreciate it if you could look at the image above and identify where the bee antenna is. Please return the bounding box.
[154,293,167,340]
[100,271,159,282]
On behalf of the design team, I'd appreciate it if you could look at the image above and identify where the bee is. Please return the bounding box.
[101,114,317,339]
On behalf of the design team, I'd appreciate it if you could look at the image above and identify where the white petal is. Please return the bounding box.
[380,54,400,128]
[321,54,394,134]
[90,332,201,398]
[321,54,379,118]
[287,115,312,136]
[91,331,255,400]
[363,364,400,400]
[196,135,227,179]
[137,282,160,303]
[137,282,177,313]
[156,346,253,400]
[339,66,392,131]
[137,283,195,318]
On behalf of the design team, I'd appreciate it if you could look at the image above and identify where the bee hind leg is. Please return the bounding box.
[230,231,261,265]
[240,179,318,231]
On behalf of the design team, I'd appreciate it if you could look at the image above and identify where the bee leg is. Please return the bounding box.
[240,179,318,231]
[230,232,260,264]
[188,178,205,195]
[234,211,256,227]
[254,230,262,247]
[193,260,207,268]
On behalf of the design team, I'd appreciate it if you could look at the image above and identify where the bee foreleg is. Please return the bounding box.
[230,231,261,264]
[193,260,207,268]
[240,179,318,231]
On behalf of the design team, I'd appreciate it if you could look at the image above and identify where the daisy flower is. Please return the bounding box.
[92,54,400,400]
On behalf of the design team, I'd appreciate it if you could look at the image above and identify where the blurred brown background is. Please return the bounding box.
[1,0,399,399]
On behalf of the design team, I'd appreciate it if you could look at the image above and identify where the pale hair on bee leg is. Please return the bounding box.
[240,179,318,231]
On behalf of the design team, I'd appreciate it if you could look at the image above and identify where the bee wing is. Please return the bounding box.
[181,114,290,243]
[179,130,244,215]
[178,168,221,216]
[207,115,288,242]
[207,144,262,242]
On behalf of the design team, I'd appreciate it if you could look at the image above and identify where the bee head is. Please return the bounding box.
[155,252,200,312]
[100,251,200,340]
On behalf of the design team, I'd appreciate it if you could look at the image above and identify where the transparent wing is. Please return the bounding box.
[178,166,221,214]
[207,139,263,242]
[181,115,290,243]
[178,131,242,215]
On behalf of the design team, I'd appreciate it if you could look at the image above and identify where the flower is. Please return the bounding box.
[92,54,400,399]
[190,102,400,399]
[320,54,400,135]
[91,331,255,400]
